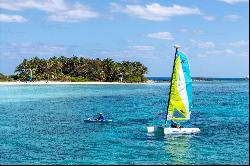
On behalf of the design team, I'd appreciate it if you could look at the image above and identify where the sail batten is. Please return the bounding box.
[166,51,192,121]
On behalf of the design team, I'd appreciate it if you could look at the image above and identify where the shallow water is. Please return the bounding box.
[0,81,249,164]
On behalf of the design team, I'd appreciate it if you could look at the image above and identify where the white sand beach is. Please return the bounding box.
[0,81,153,85]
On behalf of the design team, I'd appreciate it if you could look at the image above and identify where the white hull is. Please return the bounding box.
[147,126,200,135]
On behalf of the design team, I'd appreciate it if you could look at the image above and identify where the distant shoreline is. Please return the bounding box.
[0,78,248,85]
[0,81,152,85]
[147,77,249,82]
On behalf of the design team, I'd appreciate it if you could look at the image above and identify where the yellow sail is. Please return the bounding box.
[167,51,192,121]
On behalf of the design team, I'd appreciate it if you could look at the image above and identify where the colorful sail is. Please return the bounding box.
[167,51,192,121]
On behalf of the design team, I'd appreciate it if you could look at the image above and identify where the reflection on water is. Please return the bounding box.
[164,135,193,164]
[147,133,194,164]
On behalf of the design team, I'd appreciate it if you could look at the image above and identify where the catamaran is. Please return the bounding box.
[147,45,200,134]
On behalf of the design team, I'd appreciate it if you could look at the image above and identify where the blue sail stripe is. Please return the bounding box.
[178,51,192,108]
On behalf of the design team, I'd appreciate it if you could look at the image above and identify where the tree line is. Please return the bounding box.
[0,73,13,82]
[10,56,148,82]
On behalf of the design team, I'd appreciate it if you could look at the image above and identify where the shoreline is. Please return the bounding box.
[0,81,153,85]
[0,78,247,85]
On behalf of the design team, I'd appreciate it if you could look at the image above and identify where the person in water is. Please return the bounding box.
[96,113,105,121]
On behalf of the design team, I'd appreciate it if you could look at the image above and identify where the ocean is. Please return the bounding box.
[0,80,249,164]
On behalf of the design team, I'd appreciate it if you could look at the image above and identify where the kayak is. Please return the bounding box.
[84,118,113,123]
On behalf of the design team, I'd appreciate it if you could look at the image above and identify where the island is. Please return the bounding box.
[0,56,148,83]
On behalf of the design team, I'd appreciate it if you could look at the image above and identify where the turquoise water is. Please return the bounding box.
[0,81,249,164]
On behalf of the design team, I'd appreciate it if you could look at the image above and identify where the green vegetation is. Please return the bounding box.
[13,56,148,83]
[0,73,13,82]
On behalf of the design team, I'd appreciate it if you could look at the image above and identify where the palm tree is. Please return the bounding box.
[13,56,148,82]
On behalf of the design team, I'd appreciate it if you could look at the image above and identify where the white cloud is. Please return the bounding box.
[0,0,68,12]
[48,3,99,22]
[200,49,248,57]
[221,0,249,4]
[110,3,201,21]
[224,49,235,55]
[178,28,204,35]
[224,14,241,21]
[203,16,216,21]
[192,29,204,35]
[0,14,27,22]
[97,49,157,59]
[129,45,155,51]
[121,0,140,3]
[178,28,188,33]
[197,54,208,58]
[190,39,216,49]
[229,40,249,48]
[0,42,69,59]
[222,49,248,57]
[13,42,67,55]
[0,0,99,22]
[147,32,174,40]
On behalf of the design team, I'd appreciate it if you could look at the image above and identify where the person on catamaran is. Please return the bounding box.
[170,117,182,128]
[171,120,178,128]
[96,113,105,121]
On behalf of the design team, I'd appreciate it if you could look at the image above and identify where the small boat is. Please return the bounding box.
[147,126,200,135]
[147,45,200,135]
[84,118,113,123]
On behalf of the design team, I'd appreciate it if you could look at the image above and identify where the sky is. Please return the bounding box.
[0,0,249,77]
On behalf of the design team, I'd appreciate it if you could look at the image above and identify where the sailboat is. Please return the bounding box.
[147,45,200,134]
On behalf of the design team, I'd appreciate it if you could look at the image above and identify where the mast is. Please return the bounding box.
[165,44,181,125]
